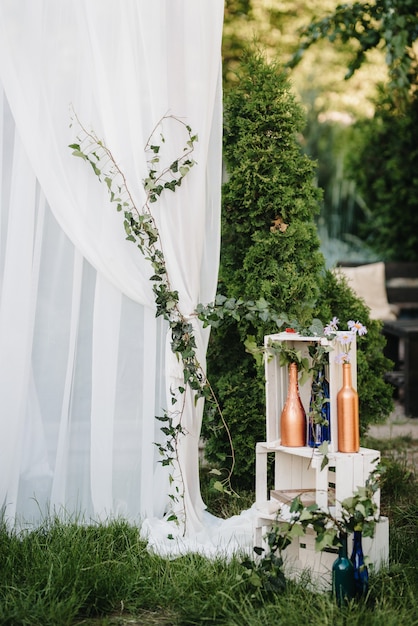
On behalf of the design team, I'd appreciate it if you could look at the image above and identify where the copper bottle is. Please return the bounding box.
[337,363,360,453]
[280,362,306,447]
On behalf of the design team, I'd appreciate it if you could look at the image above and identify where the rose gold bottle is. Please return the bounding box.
[337,363,360,453]
[280,362,306,447]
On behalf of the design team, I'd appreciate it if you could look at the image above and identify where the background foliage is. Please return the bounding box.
[289,0,418,262]
[203,50,393,490]
[344,92,418,261]
[223,0,418,264]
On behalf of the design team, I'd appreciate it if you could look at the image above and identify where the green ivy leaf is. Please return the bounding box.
[342,496,355,510]
[248,571,263,588]
[355,502,367,517]
[299,509,313,522]
[315,529,337,552]
[289,523,305,538]
[165,300,177,310]
[309,318,325,336]
[320,454,329,471]
[71,149,87,160]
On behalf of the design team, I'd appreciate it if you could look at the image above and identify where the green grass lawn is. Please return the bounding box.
[1,440,417,626]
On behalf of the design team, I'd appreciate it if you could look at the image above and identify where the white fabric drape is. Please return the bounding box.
[0,0,226,542]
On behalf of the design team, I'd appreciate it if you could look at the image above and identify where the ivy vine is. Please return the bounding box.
[69,112,235,532]
[198,297,342,467]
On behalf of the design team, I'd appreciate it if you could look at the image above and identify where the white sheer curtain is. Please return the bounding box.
[0,0,228,544]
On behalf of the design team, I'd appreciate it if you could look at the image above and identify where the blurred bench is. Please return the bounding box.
[384,262,418,316]
[381,319,418,417]
[336,261,418,319]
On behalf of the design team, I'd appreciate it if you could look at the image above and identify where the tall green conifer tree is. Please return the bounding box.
[203,51,393,490]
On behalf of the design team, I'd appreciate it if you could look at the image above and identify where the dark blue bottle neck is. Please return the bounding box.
[338,533,349,558]
[352,530,363,553]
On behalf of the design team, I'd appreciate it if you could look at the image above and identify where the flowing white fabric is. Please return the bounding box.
[0,0,232,548]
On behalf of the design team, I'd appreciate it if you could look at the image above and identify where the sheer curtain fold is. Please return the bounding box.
[0,1,224,537]
[90,275,122,517]
[0,137,40,516]
[49,248,85,512]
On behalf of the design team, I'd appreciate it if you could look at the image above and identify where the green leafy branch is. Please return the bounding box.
[241,463,383,596]
[198,295,336,436]
[144,123,197,203]
[69,112,196,321]
[196,295,293,331]
[283,463,383,549]
[287,1,418,104]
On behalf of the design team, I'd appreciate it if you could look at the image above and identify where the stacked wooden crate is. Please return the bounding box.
[253,332,389,589]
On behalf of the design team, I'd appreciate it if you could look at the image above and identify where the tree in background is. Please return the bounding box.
[223,0,387,115]
[290,0,418,262]
[203,50,393,490]
[203,50,323,489]
[289,0,418,107]
[222,1,393,265]
[345,92,418,261]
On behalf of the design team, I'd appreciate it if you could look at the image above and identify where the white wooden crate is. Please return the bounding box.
[255,443,381,519]
[252,331,389,589]
[264,331,357,453]
[253,515,389,591]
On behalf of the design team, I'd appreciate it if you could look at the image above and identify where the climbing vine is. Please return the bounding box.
[69,112,233,532]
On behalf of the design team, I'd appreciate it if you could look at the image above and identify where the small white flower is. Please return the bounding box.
[324,316,339,336]
[335,352,350,365]
[339,330,356,346]
[327,318,367,364]
[348,320,367,336]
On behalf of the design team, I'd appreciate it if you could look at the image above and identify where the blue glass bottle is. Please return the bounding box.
[308,366,331,447]
[351,530,369,597]
[332,533,355,605]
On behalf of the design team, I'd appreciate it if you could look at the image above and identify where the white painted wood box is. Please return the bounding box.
[253,509,389,591]
[253,332,389,589]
